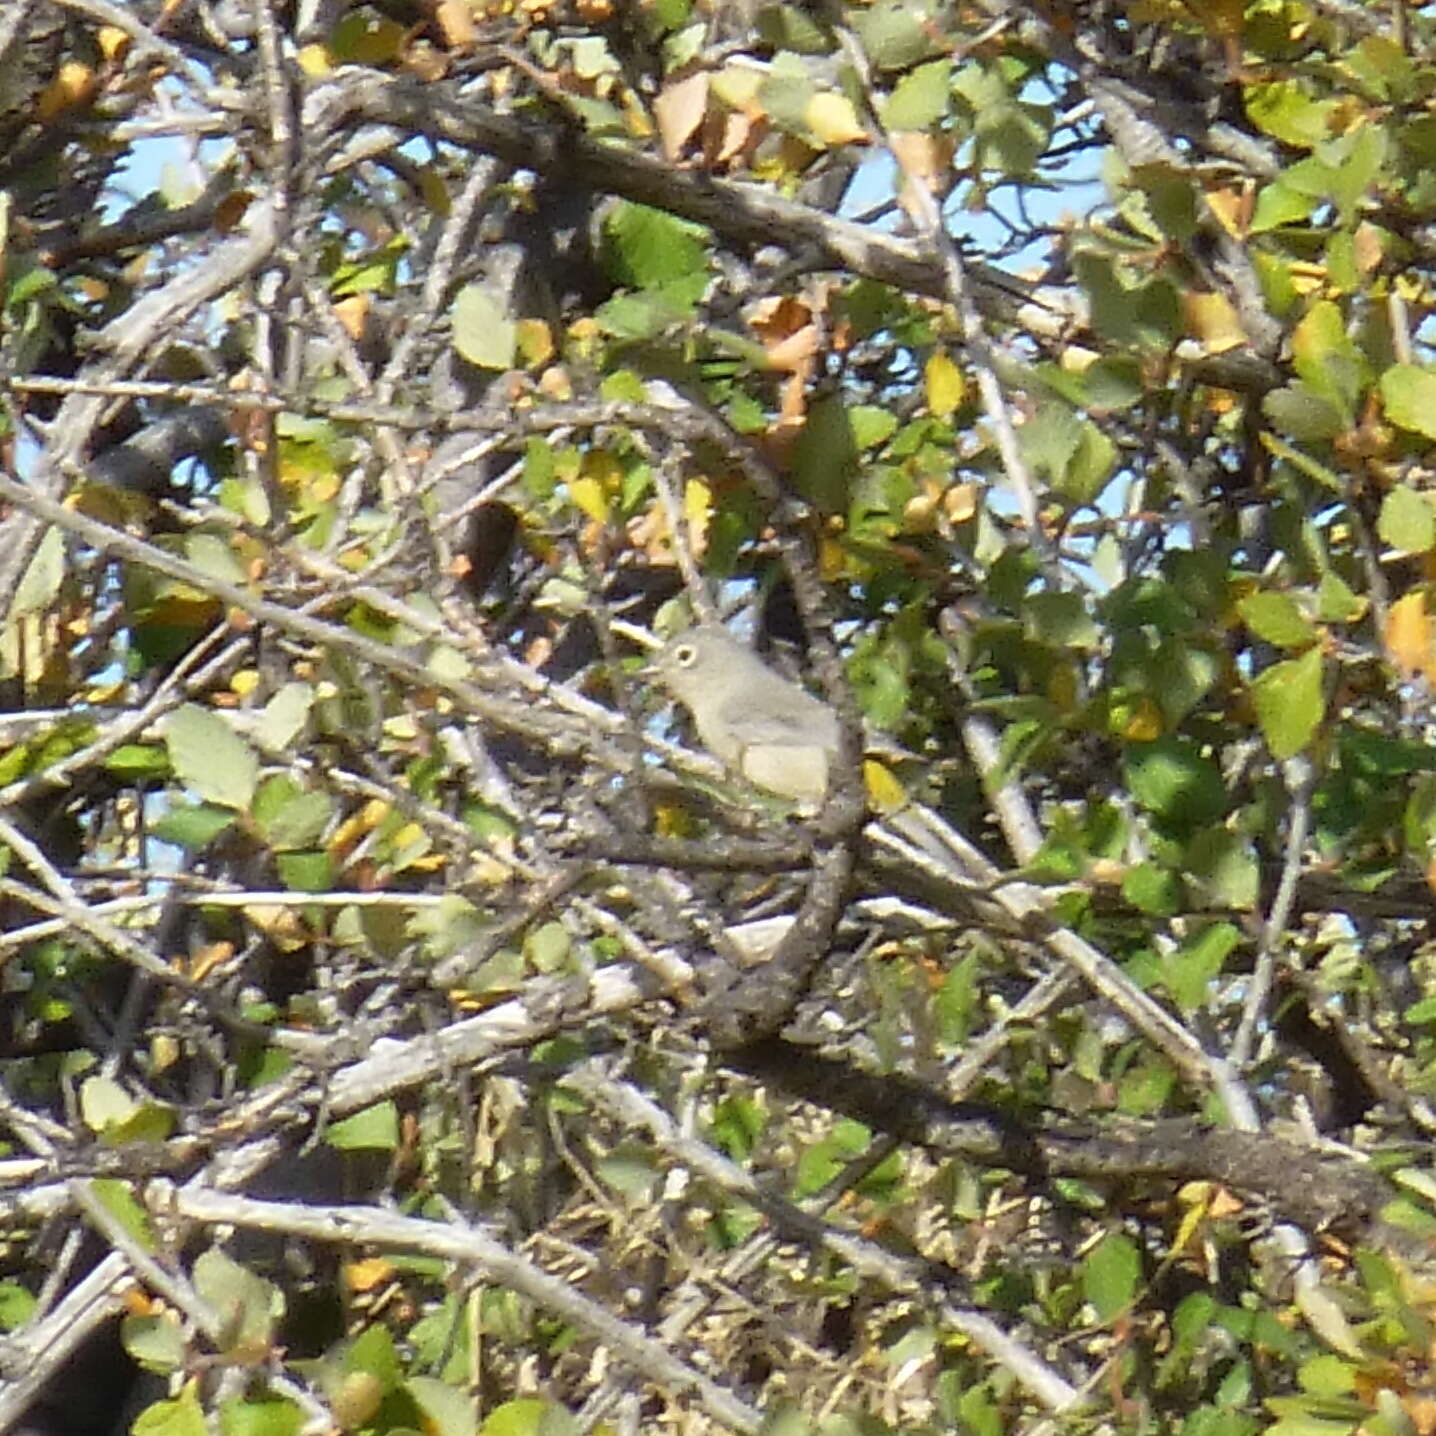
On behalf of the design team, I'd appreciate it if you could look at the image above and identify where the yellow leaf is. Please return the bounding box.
[711,65,763,112]
[568,476,610,523]
[863,759,907,813]
[684,478,712,555]
[297,43,333,77]
[516,318,554,368]
[654,802,697,838]
[806,92,869,147]
[924,351,965,416]
[819,533,847,580]
[1113,695,1164,741]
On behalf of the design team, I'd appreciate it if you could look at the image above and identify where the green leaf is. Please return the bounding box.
[151,802,236,850]
[0,1281,37,1331]
[853,1,940,70]
[1315,571,1364,623]
[1124,738,1225,827]
[593,287,692,339]
[1059,419,1117,507]
[1246,80,1339,149]
[792,394,859,513]
[220,1395,305,1436]
[1381,364,1436,440]
[104,744,171,778]
[524,921,572,973]
[849,404,899,451]
[1025,591,1099,649]
[603,202,708,288]
[133,1383,208,1436]
[164,705,259,811]
[254,777,332,851]
[1378,485,1436,554]
[185,532,247,586]
[710,1093,767,1163]
[1298,1355,1358,1398]
[275,849,333,892]
[1290,301,1367,412]
[1238,591,1316,648]
[90,1178,160,1253]
[256,682,314,750]
[882,59,950,130]
[1083,1232,1140,1322]
[1122,862,1180,916]
[10,525,64,617]
[1184,829,1259,910]
[326,1100,399,1151]
[122,1312,187,1374]
[451,282,517,371]
[481,1398,580,1436]
[1250,177,1317,232]
[407,1377,478,1436]
[194,1248,282,1357]
[1251,648,1325,758]
[1166,922,1241,1013]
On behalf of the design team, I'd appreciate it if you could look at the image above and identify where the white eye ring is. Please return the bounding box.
[674,643,697,667]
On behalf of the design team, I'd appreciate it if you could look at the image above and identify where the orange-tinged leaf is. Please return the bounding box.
[1203,184,1250,238]
[749,295,820,373]
[433,0,477,47]
[537,364,572,399]
[943,482,978,522]
[1384,590,1436,680]
[1353,221,1383,274]
[213,190,254,233]
[708,106,757,167]
[333,294,370,342]
[806,92,868,146]
[402,41,448,82]
[654,69,710,160]
[37,62,99,121]
[1181,291,1246,353]
[925,351,965,416]
[345,1258,396,1294]
[903,486,939,531]
[97,26,131,62]
[189,941,235,983]
[891,129,955,208]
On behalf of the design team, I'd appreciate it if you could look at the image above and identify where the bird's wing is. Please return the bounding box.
[711,690,837,749]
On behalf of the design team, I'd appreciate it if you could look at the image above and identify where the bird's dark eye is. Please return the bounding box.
[674,644,696,667]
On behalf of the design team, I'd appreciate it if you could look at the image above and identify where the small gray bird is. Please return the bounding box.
[651,625,840,806]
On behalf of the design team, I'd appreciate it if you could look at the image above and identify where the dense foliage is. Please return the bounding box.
[4,1,1436,1434]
